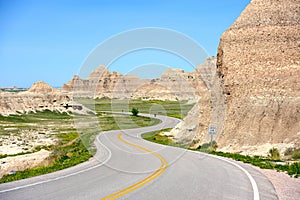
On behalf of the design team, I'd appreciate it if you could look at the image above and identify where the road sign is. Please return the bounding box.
[208,126,216,135]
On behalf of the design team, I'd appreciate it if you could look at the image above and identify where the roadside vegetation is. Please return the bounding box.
[142,130,300,178]
[0,98,194,183]
[141,128,186,148]
[284,147,300,160]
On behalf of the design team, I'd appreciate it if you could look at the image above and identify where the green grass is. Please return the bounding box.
[108,113,158,134]
[0,151,36,159]
[77,98,194,119]
[56,132,78,144]
[0,110,71,124]
[142,129,173,145]
[209,151,299,177]
[141,129,188,148]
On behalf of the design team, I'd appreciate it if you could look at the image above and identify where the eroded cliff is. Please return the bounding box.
[216,0,300,154]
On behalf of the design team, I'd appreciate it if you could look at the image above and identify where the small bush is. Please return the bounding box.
[283,148,300,160]
[269,147,280,160]
[131,107,139,116]
[288,162,300,177]
[197,141,217,151]
[284,147,294,156]
[292,152,300,160]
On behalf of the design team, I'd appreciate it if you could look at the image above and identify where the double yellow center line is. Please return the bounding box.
[101,133,168,200]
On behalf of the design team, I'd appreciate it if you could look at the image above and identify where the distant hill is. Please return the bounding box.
[28,81,59,94]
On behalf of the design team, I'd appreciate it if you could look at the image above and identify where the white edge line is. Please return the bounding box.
[191,151,260,200]
[0,134,112,193]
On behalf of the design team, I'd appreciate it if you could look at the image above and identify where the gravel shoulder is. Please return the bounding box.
[254,166,300,200]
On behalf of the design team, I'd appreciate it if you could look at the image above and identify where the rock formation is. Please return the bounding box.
[62,66,147,98]
[215,0,300,154]
[169,57,222,147]
[27,81,59,94]
[0,91,71,116]
[0,81,92,116]
[62,65,204,101]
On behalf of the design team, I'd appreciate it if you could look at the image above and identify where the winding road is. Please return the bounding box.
[0,114,278,200]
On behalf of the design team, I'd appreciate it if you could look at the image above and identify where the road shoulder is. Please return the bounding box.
[254,166,300,200]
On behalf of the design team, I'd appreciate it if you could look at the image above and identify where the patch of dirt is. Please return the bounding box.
[0,149,51,178]
[0,129,57,155]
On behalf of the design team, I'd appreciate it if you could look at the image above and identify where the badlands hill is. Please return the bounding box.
[62,65,206,101]
[27,81,59,94]
[216,0,299,154]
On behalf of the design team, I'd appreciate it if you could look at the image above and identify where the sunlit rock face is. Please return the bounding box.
[216,0,300,154]
[62,65,205,101]
[27,81,59,94]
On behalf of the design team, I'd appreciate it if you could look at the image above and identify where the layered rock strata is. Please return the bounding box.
[215,0,300,154]
[62,65,205,101]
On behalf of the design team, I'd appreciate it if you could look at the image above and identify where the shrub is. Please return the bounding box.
[284,147,294,156]
[284,148,300,160]
[288,162,300,177]
[292,152,300,160]
[269,147,280,160]
[197,141,217,151]
[131,107,139,116]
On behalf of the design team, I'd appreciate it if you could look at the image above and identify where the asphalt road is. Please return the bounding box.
[0,114,278,200]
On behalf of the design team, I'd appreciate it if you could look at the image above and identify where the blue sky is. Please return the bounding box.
[0,0,250,88]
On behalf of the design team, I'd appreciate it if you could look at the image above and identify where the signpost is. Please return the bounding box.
[208,126,216,135]
[208,126,216,150]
